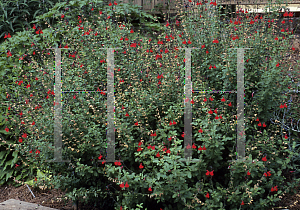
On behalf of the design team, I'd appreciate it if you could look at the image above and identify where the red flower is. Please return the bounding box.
[4,33,11,39]
[258,122,261,127]
[120,182,124,188]
[156,152,160,157]
[262,156,267,162]
[135,122,138,126]
[125,182,129,188]
[210,1,217,6]
[139,163,144,169]
[206,170,214,177]
[209,96,213,101]
[206,192,209,198]
[263,122,266,127]
[241,201,245,205]
[198,128,203,133]
[18,138,23,143]
[247,170,251,176]
[276,63,280,67]
[5,127,9,132]
[148,187,152,191]
[203,98,207,102]
[150,132,157,137]
[36,150,40,154]
[285,134,288,139]
[221,97,226,102]
[213,39,219,43]
[22,133,27,138]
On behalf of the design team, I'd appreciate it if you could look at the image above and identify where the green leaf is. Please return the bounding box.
[187,171,191,179]
[5,170,13,182]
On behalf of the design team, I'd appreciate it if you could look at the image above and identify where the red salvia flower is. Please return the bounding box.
[125,182,129,188]
[206,192,209,198]
[262,156,267,162]
[206,170,214,177]
[139,163,144,169]
[213,39,219,43]
[120,182,124,188]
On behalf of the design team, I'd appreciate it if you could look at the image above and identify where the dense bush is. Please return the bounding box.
[1,0,300,209]
[0,0,165,188]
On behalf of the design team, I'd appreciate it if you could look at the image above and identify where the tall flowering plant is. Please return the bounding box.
[1,0,300,209]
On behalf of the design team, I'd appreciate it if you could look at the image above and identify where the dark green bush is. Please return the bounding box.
[1,0,300,210]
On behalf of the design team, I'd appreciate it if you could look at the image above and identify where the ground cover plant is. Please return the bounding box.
[1,0,300,209]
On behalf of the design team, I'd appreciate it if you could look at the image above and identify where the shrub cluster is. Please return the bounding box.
[1,0,300,209]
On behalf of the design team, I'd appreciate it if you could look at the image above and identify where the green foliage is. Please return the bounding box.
[1,0,300,209]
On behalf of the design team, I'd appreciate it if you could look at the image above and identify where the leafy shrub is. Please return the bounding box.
[1,0,300,210]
